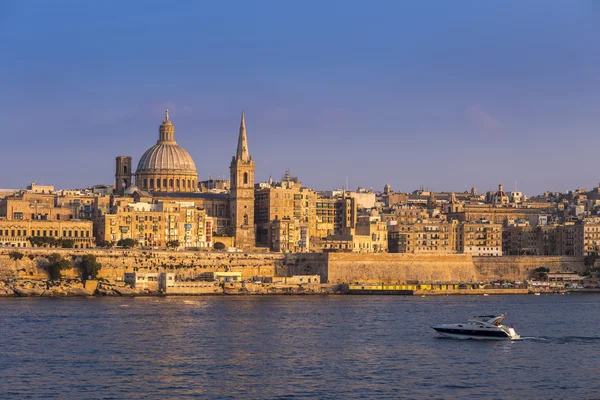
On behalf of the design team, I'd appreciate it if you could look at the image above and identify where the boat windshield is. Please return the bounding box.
[485,315,505,325]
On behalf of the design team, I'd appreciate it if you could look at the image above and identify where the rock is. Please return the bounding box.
[65,287,92,296]
[14,287,44,297]
[112,286,137,296]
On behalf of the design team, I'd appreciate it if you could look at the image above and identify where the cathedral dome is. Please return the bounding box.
[136,143,196,173]
[134,110,198,192]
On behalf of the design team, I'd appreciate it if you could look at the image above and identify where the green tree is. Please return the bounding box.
[584,252,598,268]
[46,253,73,280]
[213,241,226,250]
[166,240,180,249]
[80,254,102,280]
[117,238,138,249]
[97,240,114,248]
[59,239,75,248]
[8,251,24,261]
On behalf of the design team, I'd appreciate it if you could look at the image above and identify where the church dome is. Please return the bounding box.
[136,143,196,173]
[134,110,198,193]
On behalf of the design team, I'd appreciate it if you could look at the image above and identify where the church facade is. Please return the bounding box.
[113,110,255,249]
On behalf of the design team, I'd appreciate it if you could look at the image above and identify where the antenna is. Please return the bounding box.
[346,176,349,192]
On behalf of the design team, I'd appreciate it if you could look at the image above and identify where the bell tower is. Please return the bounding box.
[115,156,132,195]
[229,112,255,249]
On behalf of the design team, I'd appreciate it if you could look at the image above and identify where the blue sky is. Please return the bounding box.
[1,1,599,195]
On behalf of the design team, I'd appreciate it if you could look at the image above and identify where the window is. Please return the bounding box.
[150,179,154,189]
[243,172,248,185]
[169,179,174,188]
[243,214,249,226]
[157,179,161,188]
[163,179,167,188]
[124,165,128,174]
[143,179,148,189]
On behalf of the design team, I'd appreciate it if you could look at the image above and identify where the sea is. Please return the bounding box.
[1,294,599,399]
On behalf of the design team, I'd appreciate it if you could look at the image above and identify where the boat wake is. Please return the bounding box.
[518,336,600,344]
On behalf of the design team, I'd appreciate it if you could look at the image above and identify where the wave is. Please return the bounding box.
[519,336,600,343]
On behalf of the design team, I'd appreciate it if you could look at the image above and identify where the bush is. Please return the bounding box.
[214,242,226,250]
[97,241,114,248]
[117,238,138,249]
[46,253,73,280]
[80,254,102,280]
[8,251,24,261]
[166,240,180,249]
[60,239,75,248]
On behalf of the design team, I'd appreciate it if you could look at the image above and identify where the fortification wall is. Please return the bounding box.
[0,248,587,285]
[0,248,283,281]
[324,253,477,284]
[473,256,585,282]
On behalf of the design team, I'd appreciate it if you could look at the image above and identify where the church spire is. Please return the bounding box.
[236,111,250,162]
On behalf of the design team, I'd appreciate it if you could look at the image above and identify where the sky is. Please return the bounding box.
[0,0,599,195]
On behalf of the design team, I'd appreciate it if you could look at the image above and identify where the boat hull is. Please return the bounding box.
[433,327,518,340]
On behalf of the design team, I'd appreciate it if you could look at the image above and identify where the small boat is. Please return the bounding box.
[533,292,541,296]
[483,293,489,296]
[432,314,520,340]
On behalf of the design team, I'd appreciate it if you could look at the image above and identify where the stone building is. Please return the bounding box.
[112,110,255,249]
[229,112,256,250]
[95,199,213,248]
[0,191,77,221]
[458,220,502,256]
[388,220,457,254]
[0,219,94,248]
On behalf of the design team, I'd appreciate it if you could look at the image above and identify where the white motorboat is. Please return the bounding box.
[432,314,520,340]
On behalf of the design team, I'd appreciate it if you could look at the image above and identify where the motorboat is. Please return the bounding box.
[432,314,520,340]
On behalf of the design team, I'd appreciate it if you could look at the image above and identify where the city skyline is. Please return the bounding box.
[1,1,599,194]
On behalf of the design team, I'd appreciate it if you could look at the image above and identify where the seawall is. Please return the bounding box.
[0,248,586,284]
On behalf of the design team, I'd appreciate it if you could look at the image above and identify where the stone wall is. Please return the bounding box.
[0,248,284,281]
[0,248,587,285]
[324,253,477,284]
[473,256,585,282]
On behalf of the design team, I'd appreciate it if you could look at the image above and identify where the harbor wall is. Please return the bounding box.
[473,256,585,282]
[323,253,476,284]
[0,248,587,284]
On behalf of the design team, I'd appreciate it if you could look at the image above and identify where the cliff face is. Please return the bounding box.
[0,248,586,285]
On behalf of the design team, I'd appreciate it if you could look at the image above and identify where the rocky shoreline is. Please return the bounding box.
[0,279,154,297]
[0,279,334,297]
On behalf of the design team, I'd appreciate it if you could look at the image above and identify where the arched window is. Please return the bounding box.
[169,179,174,188]
[143,179,147,189]
[187,180,191,188]
[163,179,167,188]
[176,179,180,188]
[156,179,161,188]
[150,179,154,189]
[243,214,248,226]
[243,172,248,185]
[123,165,128,174]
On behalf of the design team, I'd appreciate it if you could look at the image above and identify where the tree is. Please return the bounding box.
[117,238,138,249]
[46,253,73,280]
[97,241,114,248]
[8,251,24,261]
[166,240,180,249]
[213,241,226,250]
[80,254,102,280]
[60,239,75,248]
[584,252,598,268]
